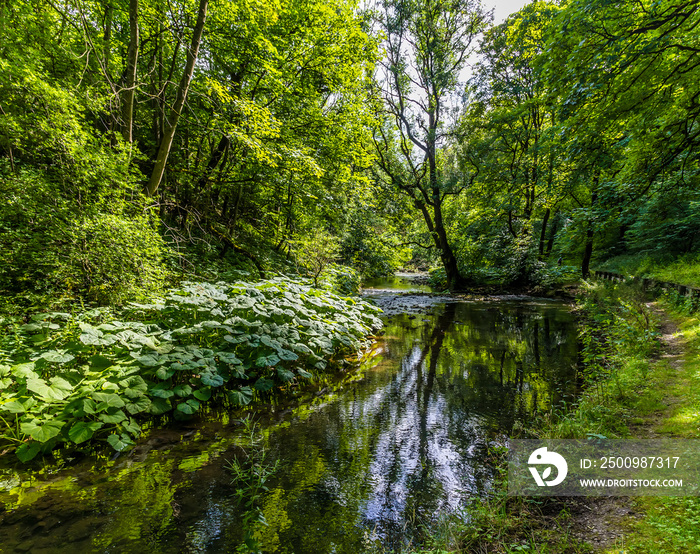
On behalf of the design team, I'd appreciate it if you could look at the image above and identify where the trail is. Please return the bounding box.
[566,302,686,551]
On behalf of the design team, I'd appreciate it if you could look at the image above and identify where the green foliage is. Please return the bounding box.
[0,54,167,305]
[318,264,361,296]
[598,252,700,290]
[0,278,382,461]
[544,282,659,439]
[293,230,341,287]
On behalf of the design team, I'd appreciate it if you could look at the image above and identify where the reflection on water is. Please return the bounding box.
[362,273,433,294]
[0,299,578,553]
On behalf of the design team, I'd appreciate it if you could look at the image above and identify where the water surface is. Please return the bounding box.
[0,293,578,553]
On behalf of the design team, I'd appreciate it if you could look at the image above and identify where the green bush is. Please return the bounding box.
[58,214,168,304]
[319,263,361,295]
[0,178,168,304]
[0,278,383,462]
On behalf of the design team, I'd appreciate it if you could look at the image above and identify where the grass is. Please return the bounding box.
[402,450,593,554]
[596,252,700,288]
[411,280,700,553]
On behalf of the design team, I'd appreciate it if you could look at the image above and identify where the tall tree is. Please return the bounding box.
[147,0,208,196]
[372,0,489,290]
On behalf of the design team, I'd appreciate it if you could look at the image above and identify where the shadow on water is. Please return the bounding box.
[0,297,578,553]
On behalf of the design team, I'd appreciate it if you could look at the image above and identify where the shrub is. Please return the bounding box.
[0,278,383,461]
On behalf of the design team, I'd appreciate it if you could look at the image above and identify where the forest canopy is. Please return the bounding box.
[1,0,699,302]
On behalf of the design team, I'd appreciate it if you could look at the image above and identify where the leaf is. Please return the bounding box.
[64,397,97,417]
[193,387,212,401]
[254,378,274,392]
[200,371,224,387]
[11,362,37,380]
[228,387,253,406]
[176,399,200,415]
[16,441,42,462]
[173,384,193,397]
[46,376,73,400]
[40,350,74,364]
[122,418,141,439]
[148,397,172,415]
[277,349,299,362]
[216,352,242,365]
[68,421,104,444]
[169,360,199,371]
[1,397,37,413]
[125,396,151,415]
[277,368,295,382]
[92,392,126,409]
[297,368,313,379]
[156,366,176,380]
[118,375,148,398]
[106,433,134,452]
[149,383,175,399]
[89,354,114,370]
[21,419,65,442]
[99,409,127,424]
[255,354,280,367]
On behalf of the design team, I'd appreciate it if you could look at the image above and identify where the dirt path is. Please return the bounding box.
[565,303,685,551]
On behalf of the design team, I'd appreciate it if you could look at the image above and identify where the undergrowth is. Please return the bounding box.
[0,277,382,462]
[597,252,700,289]
[541,281,660,439]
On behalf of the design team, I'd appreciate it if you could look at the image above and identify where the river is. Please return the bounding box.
[0,276,579,553]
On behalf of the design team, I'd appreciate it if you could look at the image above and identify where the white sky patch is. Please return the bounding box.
[488,0,533,23]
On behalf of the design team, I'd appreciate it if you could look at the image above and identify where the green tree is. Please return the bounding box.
[372,0,489,290]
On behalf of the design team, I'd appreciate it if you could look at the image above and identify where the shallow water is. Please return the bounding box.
[0,289,579,553]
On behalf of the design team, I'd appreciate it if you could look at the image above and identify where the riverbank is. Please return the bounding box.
[413,280,700,553]
[1,281,582,553]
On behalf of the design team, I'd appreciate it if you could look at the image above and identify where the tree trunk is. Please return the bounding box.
[581,176,599,279]
[147,0,208,196]
[538,207,550,258]
[121,0,139,143]
[197,134,229,192]
[545,211,558,258]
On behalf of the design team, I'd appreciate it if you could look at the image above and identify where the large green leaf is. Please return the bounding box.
[93,392,126,409]
[1,397,37,413]
[40,350,75,364]
[148,397,172,415]
[216,352,242,365]
[16,441,42,462]
[106,433,134,452]
[21,419,65,442]
[173,384,193,397]
[228,386,253,406]
[11,362,38,380]
[176,398,200,415]
[253,378,274,392]
[99,409,127,424]
[277,368,295,382]
[68,421,104,444]
[118,375,148,398]
[125,396,151,415]
[193,387,212,401]
[255,354,280,367]
[149,383,175,399]
[200,371,224,387]
[122,418,141,438]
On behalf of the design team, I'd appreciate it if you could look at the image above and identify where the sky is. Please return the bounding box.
[488,0,532,23]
